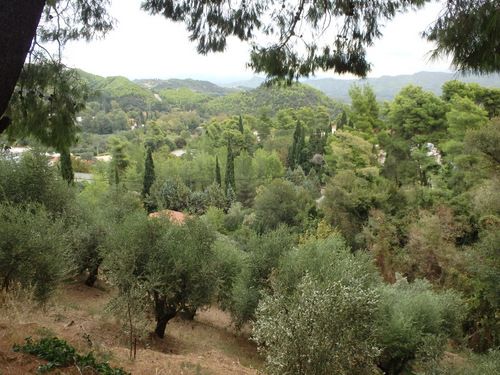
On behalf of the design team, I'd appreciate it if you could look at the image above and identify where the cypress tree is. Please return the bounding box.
[288,120,306,170]
[225,138,235,194]
[142,147,155,198]
[238,115,244,133]
[215,156,222,186]
[338,109,347,130]
[60,147,74,184]
[113,164,120,185]
[296,129,307,168]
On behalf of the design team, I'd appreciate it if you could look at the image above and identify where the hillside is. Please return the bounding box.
[76,70,343,119]
[135,78,239,98]
[0,277,262,375]
[76,70,500,112]
[306,71,500,102]
[77,70,160,112]
[201,82,343,117]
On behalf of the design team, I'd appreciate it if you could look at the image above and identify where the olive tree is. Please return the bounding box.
[0,149,75,214]
[105,213,219,338]
[253,236,381,375]
[0,203,67,302]
[227,225,295,328]
[377,277,465,375]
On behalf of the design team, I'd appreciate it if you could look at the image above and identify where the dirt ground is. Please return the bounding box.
[0,277,264,375]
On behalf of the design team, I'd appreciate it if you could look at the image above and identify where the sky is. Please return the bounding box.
[62,0,452,82]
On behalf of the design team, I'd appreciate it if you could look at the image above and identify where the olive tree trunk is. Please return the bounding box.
[153,292,178,338]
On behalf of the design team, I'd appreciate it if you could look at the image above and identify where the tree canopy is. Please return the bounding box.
[424,0,500,75]
[1,0,499,143]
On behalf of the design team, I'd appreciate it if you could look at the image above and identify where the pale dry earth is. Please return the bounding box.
[0,277,263,375]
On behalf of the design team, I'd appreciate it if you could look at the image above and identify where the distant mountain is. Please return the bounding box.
[77,70,158,111]
[77,69,500,116]
[224,72,500,103]
[226,76,266,89]
[134,78,239,98]
[304,72,500,102]
[77,70,342,118]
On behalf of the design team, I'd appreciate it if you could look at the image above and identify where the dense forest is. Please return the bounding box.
[1,71,500,374]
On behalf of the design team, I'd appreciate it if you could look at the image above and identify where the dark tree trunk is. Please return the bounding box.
[84,257,102,287]
[179,306,196,320]
[153,292,177,338]
[0,0,46,133]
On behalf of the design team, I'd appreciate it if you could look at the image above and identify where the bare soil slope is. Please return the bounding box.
[0,277,263,375]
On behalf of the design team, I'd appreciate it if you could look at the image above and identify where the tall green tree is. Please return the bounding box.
[0,203,67,302]
[225,138,235,194]
[234,150,257,206]
[0,149,75,215]
[466,117,500,171]
[108,136,130,185]
[215,156,222,186]
[383,85,447,185]
[6,62,91,151]
[238,115,244,133]
[347,83,383,133]
[142,0,450,81]
[229,225,295,327]
[142,148,155,198]
[256,106,273,141]
[288,120,306,170]
[254,236,381,375]
[105,213,219,338]
[424,0,500,75]
[59,148,74,184]
[1,0,113,143]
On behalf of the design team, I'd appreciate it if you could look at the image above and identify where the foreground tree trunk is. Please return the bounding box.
[0,0,46,133]
[153,292,178,338]
[84,256,102,287]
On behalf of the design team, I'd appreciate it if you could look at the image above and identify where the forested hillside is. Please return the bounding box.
[135,78,239,97]
[2,71,500,374]
[200,83,343,117]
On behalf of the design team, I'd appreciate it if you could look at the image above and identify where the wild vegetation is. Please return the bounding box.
[1,71,500,374]
[1,1,499,373]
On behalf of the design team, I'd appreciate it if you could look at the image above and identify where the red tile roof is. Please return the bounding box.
[148,209,192,224]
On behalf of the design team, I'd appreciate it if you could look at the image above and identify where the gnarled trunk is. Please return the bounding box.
[153,291,177,338]
[0,0,46,133]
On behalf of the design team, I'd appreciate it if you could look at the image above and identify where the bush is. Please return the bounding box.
[174,136,187,149]
[228,225,295,327]
[253,236,381,375]
[377,276,466,375]
[0,203,67,302]
[0,150,75,214]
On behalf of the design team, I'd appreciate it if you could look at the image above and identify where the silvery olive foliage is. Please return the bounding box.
[253,273,380,375]
[253,236,381,375]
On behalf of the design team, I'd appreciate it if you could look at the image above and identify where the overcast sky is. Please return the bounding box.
[62,0,451,82]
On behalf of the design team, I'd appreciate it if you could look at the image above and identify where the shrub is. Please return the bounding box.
[0,203,67,302]
[12,337,129,374]
[377,276,466,375]
[253,236,381,375]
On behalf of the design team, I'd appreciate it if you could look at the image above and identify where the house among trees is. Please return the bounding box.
[148,209,192,225]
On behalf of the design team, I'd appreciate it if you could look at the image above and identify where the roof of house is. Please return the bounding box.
[148,209,192,224]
